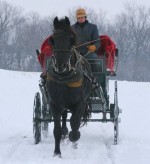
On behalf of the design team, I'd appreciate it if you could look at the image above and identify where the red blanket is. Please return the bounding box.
[98,35,116,72]
[37,36,53,69]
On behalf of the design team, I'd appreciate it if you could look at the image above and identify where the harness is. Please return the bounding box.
[47,48,83,86]
[47,47,93,88]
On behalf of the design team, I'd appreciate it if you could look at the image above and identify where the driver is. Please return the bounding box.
[71,8,100,74]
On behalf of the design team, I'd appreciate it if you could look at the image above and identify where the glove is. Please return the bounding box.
[87,45,97,52]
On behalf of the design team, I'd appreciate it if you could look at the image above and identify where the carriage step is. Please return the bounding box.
[91,109,102,113]
[90,97,102,104]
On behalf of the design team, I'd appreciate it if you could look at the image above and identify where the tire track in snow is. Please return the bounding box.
[0,136,29,161]
[101,125,117,164]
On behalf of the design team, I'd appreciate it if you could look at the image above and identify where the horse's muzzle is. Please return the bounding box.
[57,66,67,73]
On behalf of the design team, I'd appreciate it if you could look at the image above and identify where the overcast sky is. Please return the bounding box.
[4,0,150,18]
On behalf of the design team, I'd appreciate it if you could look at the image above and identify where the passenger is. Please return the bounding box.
[71,8,101,75]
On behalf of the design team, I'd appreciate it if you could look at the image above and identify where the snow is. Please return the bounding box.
[0,69,150,163]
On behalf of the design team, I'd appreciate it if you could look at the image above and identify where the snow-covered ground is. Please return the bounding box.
[0,69,150,164]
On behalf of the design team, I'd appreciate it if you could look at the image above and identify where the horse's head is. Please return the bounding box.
[50,16,76,74]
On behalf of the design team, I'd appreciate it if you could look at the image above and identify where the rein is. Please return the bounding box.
[75,36,109,49]
[53,49,71,52]
[52,35,109,53]
[75,38,100,48]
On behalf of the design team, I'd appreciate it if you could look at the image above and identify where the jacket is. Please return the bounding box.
[72,20,100,56]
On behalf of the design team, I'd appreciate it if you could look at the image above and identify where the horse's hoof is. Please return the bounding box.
[53,153,62,158]
[69,131,80,142]
[62,126,68,136]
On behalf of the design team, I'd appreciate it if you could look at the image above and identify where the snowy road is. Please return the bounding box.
[0,69,150,164]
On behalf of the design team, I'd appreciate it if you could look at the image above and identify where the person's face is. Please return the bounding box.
[77,17,86,23]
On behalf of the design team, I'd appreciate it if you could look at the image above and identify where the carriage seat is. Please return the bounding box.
[37,35,118,76]
[97,35,118,76]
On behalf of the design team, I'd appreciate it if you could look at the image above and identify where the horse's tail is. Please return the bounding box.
[81,101,92,126]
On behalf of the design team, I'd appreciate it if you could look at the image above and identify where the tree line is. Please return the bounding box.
[0,1,150,82]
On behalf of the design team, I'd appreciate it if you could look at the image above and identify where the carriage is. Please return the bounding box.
[33,17,122,156]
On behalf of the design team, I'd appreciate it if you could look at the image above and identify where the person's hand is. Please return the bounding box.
[87,45,96,52]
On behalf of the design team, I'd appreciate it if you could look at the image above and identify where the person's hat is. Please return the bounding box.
[76,8,87,18]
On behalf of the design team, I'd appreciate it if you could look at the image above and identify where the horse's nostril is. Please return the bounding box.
[58,65,64,71]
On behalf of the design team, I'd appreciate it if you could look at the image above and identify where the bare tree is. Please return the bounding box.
[11,12,54,71]
[0,1,150,81]
[111,2,150,81]
[0,1,22,69]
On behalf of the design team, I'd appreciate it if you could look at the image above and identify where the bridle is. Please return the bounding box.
[51,46,77,73]
[50,29,81,74]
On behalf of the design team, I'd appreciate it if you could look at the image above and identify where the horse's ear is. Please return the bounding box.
[65,16,70,26]
[53,17,59,28]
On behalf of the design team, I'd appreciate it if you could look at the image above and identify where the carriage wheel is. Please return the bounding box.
[41,97,49,137]
[113,81,120,145]
[33,92,41,144]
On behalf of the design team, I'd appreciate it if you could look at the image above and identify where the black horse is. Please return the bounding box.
[46,16,93,157]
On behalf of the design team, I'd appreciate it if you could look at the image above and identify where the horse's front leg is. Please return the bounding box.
[69,103,85,142]
[61,110,68,138]
[53,112,62,157]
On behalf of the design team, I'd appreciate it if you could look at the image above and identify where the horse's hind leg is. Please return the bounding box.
[61,110,68,138]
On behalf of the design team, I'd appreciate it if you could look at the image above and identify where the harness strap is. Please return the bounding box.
[67,79,82,87]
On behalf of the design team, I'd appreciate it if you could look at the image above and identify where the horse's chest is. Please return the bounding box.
[63,87,82,105]
[48,82,82,106]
